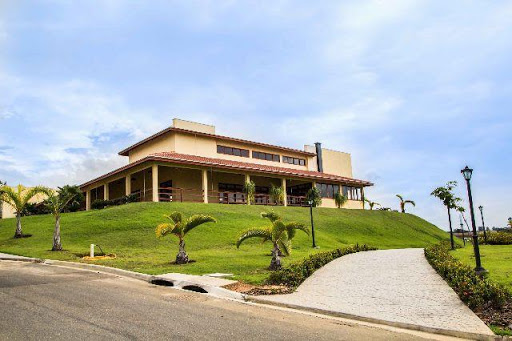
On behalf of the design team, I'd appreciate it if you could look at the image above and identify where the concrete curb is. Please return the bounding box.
[247,297,510,341]
[0,255,44,263]
[0,254,244,301]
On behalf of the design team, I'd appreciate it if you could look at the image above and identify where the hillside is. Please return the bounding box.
[0,202,450,283]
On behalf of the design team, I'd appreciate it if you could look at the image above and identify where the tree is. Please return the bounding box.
[0,184,49,238]
[44,186,81,251]
[334,192,347,208]
[156,212,216,264]
[59,185,85,212]
[0,180,5,219]
[236,212,309,270]
[431,181,463,250]
[305,187,322,207]
[269,184,284,205]
[508,218,512,228]
[243,180,256,205]
[364,198,380,210]
[396,194,416,213]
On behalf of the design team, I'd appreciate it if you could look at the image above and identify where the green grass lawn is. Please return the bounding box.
[0,202,450,284]
[452,245,512,292]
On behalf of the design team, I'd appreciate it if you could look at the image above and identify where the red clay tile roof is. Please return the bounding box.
[80,152,373,189]
[118,127,316,157]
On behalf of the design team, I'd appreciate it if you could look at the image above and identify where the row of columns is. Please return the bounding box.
[85,164,295,210]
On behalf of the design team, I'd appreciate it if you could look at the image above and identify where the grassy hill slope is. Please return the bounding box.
[0,202,450,283]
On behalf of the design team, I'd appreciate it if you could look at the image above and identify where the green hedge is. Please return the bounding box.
[424,243,509,309]
[91,194,138,210]
[266,244,376,288]
[479,232,512,245]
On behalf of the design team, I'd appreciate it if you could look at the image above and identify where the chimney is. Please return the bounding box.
[315,142,323,172]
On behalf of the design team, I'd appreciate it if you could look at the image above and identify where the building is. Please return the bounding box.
[80,119,373,209]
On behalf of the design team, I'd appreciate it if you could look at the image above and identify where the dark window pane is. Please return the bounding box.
[241,150,248,157]
[273,155,280,162]
[233,148,241,156]
[293,158,299,165]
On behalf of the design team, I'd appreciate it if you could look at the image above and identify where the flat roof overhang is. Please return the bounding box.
[80,152,373,190]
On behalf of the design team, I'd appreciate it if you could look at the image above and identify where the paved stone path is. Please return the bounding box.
[257,248,493,336]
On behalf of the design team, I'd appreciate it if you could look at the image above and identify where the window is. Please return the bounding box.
[253,151,280,162]
[283,156,306,166]
[315,183,340,198]
[342,186,362,201]
[217,145,249,157]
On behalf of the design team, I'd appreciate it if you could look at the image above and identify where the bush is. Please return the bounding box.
[424,243,509,309]
[92,194,138,210]
[480,232,512,245]
[266,244,376,288]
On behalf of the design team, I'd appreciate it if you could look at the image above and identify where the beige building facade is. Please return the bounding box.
[80,119,373,210]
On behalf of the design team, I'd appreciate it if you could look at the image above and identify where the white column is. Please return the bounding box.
[104,183,109,200]
[86,190,91,211]
[152,164,159,202]
[125,175,131,196]
[202,169,208,204]
[281,178,287,207]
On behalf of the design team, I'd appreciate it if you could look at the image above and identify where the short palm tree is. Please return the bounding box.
[44,186,81,251]
[243,180,256,205]
[396,194,415,213]
[0,184,49,238]
[431,181,463,250]
[305,187,322,207]
[236,212,309,270]
[364,198,380,210]
[269,184,284,205]
[334,192,347,208]
[156,212,216,264]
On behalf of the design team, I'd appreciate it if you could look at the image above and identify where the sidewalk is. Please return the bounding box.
[252,249,494,339]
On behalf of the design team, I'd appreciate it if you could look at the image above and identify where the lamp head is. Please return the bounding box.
[461,165,473,181]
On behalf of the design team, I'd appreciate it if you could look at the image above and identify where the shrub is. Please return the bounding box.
[479,232,512,245]
[266,244,376,288]
[424,243,509,309]
[92,194,138,210]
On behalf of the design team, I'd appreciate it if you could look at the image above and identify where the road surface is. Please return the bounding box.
[0,261,449,340]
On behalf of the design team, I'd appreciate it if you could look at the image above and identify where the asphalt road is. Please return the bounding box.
[0,261,442,341]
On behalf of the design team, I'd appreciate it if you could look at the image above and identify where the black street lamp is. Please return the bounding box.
[461,166,486,275]
[478,205,488,242]
[459,215,465,246]
[308,200,317,248]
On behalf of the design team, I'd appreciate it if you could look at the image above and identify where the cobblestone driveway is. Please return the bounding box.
[257,248,493,336]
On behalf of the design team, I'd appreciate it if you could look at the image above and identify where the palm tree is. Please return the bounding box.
[334,192,347,208]
[156,212,216,264]
[364,198,380,210]
[0,184,48,238]
[269,184,284,205]
[431,181,463,250]
[236,212,309,270]
[243,180,256,205]
[44,186,81,251]
[305,187,322,207]
[396,194,416,213]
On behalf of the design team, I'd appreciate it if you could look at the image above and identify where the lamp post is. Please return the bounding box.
[459,215,465,246]
[308,200,317,248]
[478,205,488,242]
[461,166,486,275]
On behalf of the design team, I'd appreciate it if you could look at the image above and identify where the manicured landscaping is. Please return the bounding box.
[0,202,450,284]
[427,244,512,334]
[452,245,512,292]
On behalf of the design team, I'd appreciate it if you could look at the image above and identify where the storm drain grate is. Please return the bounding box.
[182,285,208,293]
[151,279,174,287]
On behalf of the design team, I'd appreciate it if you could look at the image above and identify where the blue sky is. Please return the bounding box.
[1,1,511,229]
